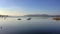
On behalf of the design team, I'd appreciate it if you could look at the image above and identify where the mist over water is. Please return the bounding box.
[0,17,60,34]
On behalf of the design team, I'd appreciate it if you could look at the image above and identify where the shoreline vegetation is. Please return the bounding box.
[0,15,8,17]
[53,17,60,20]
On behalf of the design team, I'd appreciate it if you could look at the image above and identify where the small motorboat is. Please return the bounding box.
[27,18,31,20]
[17,18,21,20]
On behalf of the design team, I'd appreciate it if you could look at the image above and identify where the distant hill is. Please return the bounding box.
[24,14,60,17]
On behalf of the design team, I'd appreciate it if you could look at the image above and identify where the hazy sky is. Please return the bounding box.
[0,0,60,16]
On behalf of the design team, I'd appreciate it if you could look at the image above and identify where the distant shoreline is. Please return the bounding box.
[24,14,60,17]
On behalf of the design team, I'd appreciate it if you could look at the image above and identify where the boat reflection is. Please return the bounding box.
[27,18,31,20]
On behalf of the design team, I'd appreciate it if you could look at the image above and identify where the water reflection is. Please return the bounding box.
[0,17,60,34]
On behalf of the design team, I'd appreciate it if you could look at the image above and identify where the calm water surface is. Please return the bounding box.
[0,17,60,34]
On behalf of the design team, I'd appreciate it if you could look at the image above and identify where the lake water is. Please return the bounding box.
[0,17,60,34]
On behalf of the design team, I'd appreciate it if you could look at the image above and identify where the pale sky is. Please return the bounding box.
[0,0,60,16]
